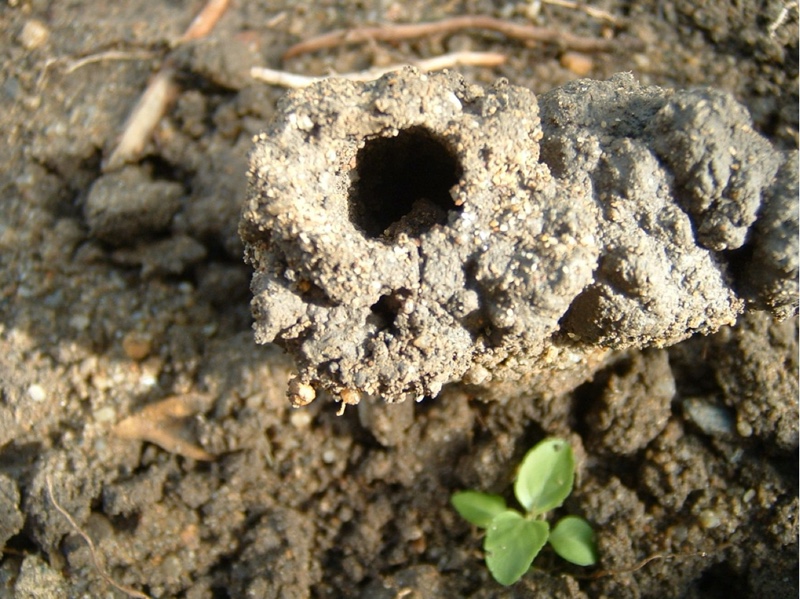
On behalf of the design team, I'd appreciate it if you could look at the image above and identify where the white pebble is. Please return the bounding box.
[698,510,721,529]
[27,384,46,402]
[289,410,312,428]
[19,19,49,50]
[93,406,116,423]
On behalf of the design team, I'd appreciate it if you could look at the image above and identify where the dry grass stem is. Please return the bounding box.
[411,51,507,71]
[64,50,157,74]
[104,0,231,171]
[46,475,152,599]
[542,0,622,25]
[103,68,178,172]
[283,14,639,59]
[251,50,506,88]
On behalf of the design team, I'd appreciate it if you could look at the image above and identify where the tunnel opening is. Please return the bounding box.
[348,126,464,240]
[369,287,412,330]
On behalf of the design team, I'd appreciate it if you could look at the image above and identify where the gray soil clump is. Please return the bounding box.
[84,165,183,246]
[708,311,799,451]
[242,69,798,405]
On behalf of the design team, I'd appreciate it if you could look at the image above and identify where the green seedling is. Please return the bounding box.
[451,437,598,586]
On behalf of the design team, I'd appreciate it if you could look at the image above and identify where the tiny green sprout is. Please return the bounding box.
[451,437,598,586]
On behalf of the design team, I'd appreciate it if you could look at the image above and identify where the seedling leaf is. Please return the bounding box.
[483,510,549,586]
[549,516,598,566]
[451,491,507,528]
[514,437,574,514]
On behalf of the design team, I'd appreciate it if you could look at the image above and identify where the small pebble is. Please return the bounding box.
[681,397,736,438]
[736,420,753,437]
[27,384,46,402]
[698,509,721,529]
[463,364,490,385]
[561,51,594,76]
[288,379,316,407]
[19,19,49,50]
[122,332,152,361]
[139,372,157,387]
[289,410,312,428]
[93,406,116,423]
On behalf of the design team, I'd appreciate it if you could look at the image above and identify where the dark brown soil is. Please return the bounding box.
[0,1,797,598]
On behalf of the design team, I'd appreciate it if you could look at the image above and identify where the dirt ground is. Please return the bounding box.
[0,1,797,598]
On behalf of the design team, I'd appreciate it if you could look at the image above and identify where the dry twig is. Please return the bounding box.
[46,475,153,599]
[251,51,506,88]
[176,0,231,44]
[283,14,640,59]
[103,0,231,171]
[113,394,216,461]
[104,68,178,172]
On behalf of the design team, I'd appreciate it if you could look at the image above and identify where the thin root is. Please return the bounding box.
[45,475,152,599]
[64,50,157,75]
[572,545,729,580]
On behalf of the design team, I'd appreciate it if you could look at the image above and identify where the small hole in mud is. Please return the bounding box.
[295,278,334,308]
[349,126,464,239]
[369,289,411,331]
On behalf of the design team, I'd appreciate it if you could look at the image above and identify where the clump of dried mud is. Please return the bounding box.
[242,69,797,405]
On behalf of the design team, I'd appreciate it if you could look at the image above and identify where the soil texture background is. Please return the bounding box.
[0,1,797,598]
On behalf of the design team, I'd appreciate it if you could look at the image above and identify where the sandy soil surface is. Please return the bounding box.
[0,1,797,597]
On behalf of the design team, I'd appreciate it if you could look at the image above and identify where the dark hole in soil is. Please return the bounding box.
[349,126,463,239]
[369,288,411,331]
[370,294,398,327]
[4,532,38,556]
[695,561,748,598]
